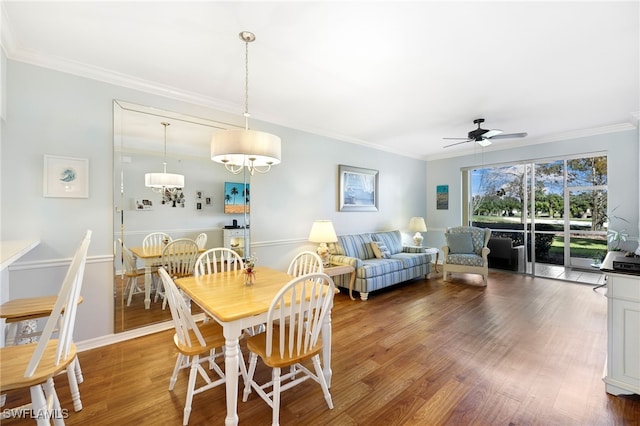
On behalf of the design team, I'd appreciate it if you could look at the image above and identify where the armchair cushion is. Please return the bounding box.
[446,233,474,254]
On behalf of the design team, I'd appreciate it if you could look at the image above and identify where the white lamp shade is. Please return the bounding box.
[145,172,184,188]
[211,129,281,167]
[408,217,427,233]
[308,220,338,243]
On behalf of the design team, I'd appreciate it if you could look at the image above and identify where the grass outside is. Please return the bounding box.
[549,236,607,260]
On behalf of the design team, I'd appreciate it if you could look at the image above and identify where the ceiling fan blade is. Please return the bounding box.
[443,139,472,148]
[488,132,528,140]
[482,129,503,139]
[443,137,470,140]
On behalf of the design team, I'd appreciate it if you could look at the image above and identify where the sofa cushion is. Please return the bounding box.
[359,258,405,278]
[447,233,474,254]
[334,233,376,259]
[391,252,430,268]
[371,241,391,259]
[372,230,403,254]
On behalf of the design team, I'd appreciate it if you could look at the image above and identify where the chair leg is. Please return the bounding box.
[43,378,64,426]
[66,358,83,412]
[183,355,200,426]
[126,277,138,306]
[74,356,84,384]
[242,352,258,402]
[312,355,334,409]
[272,367,281,426]
[30,384,50,426]
[169,354,185,391]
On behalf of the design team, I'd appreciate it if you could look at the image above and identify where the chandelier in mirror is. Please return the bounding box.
[211,31,281,175]
[145,122,185,193]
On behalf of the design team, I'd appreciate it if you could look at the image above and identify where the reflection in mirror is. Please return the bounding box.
[113,100,249,332]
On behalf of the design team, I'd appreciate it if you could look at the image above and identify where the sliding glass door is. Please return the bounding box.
[469,154,608,277]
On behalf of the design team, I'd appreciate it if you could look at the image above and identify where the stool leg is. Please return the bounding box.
[67,358,83,412]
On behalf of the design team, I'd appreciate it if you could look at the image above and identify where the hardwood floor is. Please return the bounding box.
[4,269,639,425]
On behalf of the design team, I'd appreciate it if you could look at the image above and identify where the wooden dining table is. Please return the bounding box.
[128,245,203,309]
[175,267,334,426]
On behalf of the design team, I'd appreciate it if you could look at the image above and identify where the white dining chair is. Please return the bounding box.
[142,232,172,248]
[118,239,146,307]
[0,230,91,418]
[158,267,248,426]
[194,247,244,276]
[287,251,324,277]
[194,232,207,250]
[155,238,200,310]
[242,272,335,426]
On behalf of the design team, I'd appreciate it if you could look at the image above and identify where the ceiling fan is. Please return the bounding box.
[443,118,528,148]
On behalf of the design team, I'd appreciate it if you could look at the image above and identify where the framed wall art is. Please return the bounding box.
[43,155,89,198]
[437,184,449,210]
[339,165,379,212]
[224,182,250,214]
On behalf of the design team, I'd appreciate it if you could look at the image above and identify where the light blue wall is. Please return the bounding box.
[425,130,640,252]
[1,59,426,342]
[3,57,637,344]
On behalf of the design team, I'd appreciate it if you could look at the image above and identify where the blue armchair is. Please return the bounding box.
[442,226,491,285]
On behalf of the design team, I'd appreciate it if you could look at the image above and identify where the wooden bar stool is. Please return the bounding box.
[1,296,82,345]
[0,292,85,411]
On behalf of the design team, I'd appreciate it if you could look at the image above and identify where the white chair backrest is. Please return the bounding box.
[25,229,92,377]
[287,251,324,277]
[143,232,172,248]
[118,238,138,274]
[195,232,207,249]
[194,248,244,276]
[266,272,335,359]
[162,238,199,278]
[157,267,206,349]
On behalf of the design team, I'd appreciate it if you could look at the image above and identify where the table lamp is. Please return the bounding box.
[409,217,427,246]
[308,220,338,266]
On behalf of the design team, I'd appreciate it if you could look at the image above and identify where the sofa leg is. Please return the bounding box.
[482,275,488,286]
[360,292,369,301]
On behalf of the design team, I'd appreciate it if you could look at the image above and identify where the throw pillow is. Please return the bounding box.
[371,241,391,259]
[447,233,474,254]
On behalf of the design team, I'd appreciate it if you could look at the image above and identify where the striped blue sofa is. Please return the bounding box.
[328,230,432,301]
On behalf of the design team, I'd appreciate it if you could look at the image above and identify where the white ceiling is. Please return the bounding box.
[2,1,638,160]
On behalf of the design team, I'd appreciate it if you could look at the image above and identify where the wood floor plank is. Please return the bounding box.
[2,269,639,425]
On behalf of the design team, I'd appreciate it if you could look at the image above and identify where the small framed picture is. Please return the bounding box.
[205,197,212,206]
[43,155,89,198]
[196,190,203,199]
[196,202,202,210]
[135,199,153,210]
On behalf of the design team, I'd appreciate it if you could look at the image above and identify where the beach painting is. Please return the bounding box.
[339,165,379,212]
[224,182,250,214]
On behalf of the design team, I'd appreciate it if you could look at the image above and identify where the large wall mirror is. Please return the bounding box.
[113,100,250,332]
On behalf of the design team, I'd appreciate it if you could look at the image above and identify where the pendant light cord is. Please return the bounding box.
[162,122,169,173]
[243,36,250,130]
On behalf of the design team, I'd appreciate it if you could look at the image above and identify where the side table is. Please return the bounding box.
[324,263,357,300]
[423,247,439,273]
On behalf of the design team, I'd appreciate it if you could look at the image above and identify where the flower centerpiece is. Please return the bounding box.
[244,253,256,286]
